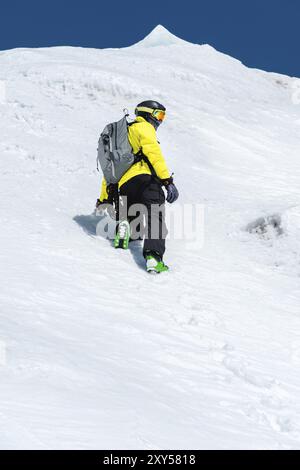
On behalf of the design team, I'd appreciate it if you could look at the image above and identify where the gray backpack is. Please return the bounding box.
[97,115,136,185]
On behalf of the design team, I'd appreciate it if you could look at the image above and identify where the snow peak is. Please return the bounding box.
[103,454,138,468]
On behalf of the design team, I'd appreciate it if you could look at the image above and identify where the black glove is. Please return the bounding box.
[95,198,113,215]
[162,177,179,204]
[95,199,105,215]
[96,198,105,208]
[95,196,117,219]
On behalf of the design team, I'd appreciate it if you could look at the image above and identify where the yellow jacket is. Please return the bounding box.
[99,116,171,201]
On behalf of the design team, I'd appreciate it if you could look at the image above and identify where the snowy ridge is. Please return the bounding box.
[0,26,300,449]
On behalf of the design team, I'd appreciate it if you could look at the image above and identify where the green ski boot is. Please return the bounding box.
[146,254,169,274]
[114,220,130,249]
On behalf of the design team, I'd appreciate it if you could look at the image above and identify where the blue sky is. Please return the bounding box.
[0,0,299,77]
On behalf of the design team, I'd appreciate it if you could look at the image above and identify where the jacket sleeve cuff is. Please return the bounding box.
[161,176,173,186]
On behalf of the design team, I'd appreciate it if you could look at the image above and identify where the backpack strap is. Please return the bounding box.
[128,120,160,181]
[134,149,157,179]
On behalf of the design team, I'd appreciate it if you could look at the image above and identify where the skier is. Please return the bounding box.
[96,100,179,273]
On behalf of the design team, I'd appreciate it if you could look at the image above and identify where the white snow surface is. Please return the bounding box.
[1,26,300,450]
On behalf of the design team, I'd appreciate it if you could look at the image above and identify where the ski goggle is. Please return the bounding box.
[152,109,166,122]
[136,106,166,122]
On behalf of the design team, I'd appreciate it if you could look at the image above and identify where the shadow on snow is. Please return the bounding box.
[73,214,145,271]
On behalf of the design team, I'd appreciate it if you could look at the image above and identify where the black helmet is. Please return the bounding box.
[135,100,166,130]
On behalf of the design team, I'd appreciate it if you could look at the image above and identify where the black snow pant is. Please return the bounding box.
[119,174,167,259]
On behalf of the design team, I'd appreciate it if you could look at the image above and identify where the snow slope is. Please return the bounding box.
[1,25,300,449]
